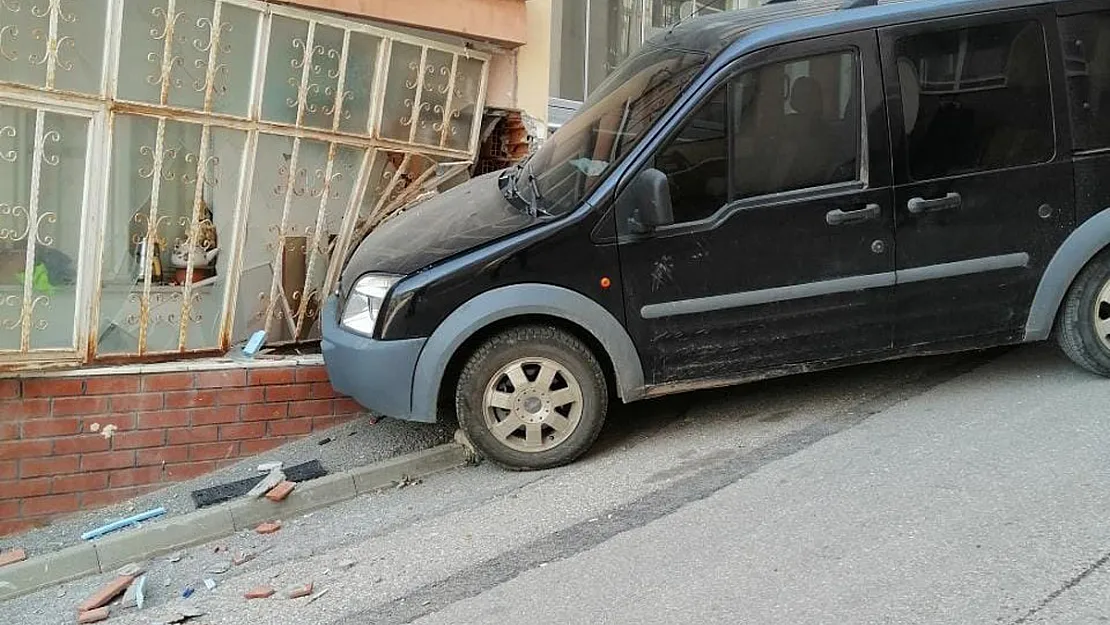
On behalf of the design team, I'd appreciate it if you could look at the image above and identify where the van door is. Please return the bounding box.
[616,31,895,386]
[879,9,1074,349]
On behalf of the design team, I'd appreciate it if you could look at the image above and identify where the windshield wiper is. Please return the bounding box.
[525,168,554,218]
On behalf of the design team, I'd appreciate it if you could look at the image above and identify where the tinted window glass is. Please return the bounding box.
[732,50,861,198]
[895,21,1054,180]
[653,89,728,224]
[1060,12,1110,151]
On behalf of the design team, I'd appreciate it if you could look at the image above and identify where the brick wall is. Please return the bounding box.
[0,363,361,536]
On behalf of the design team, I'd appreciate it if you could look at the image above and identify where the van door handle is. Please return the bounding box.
[826,204,881,226]
[907,192,962,214]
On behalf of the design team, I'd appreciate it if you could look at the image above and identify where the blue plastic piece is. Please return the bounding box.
[243,330,267,357]
[182,587,194,598]
[80,507,167,540]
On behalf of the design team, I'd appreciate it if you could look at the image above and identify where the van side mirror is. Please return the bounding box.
[627,168,674,234]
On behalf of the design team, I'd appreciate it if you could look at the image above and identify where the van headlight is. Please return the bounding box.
[340,273,401,336]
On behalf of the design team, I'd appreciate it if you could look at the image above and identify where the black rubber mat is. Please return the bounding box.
[190,460,327,508]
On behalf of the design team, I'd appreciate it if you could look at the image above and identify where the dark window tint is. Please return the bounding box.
[653,89,728,224]
[1060,12,1110,151]
[732,50,861,198]
[895,21,1054,180]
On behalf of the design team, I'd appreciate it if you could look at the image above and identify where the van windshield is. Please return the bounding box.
[516,45,708,216]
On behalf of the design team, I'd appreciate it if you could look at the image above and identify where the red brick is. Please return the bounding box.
[295,366,330,383]
[290,399,333,418]
[20,455,80,477]
[137,410,189,429]
[0,398,50,420]
[0,380,19,400]
[0,460,15,480]
[136,446,189,466]
[85,376,141,395]
[0,519,41,535]
[0,500,17,518]
[166,426,218,445]
[21,417,80,438]
[264,384,312,402]
[254,521,281,534]
[79,414,135,433]
[164,461,216,480]
[313,415,341,430]
[242,403,288,422]
[23,378,83,398]
[78,607,110,624]
[333,398,364,415]
[264,480,296,502]
[247,368,296,386]
[216,387,266,405]
[0,477,51,499]
[53,435,110,455]
[22,493,78,516]
[239,438,286,455]
[52,396,108,417]
[112,429,165,450]
[0,439,52,459]
[268,418,313,437]
[244,584,276,599]
[0,547,27,567]
[190,406,240,425]
[79,574,134,611]
[81,451,135,471]
[0,422,17,440]
[219,422,265,440]
[189,442,238,461]
[308,382,340,399]
[195,370,247,389]
[111,393,164,412]
[52,472,109,494]
[164,390,218,409]
[141,373,193,392]
[109,465,164,488]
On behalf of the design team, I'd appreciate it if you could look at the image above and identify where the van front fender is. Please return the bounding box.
[409,284,646,422]
[1025,206,1110,341]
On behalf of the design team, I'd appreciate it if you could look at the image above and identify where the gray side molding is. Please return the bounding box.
[410,284,647,421]
[1025,207,1110,341]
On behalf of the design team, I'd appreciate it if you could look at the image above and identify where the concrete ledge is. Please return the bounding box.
[0,544,99,600]
[0,443,469,601]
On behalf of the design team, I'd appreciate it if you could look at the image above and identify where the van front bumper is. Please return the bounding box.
[320,295,428,422]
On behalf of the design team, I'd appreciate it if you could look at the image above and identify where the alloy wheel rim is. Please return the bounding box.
[1095,279,1110,352]
[482,357,584,453]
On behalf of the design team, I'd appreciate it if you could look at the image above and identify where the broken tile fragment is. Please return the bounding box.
[244,585,275,599]
[77,607,110,624]
[255,521,282,534]
[265,481,296,502]
[0,548,26,568]
[78,575,134,611]
[121,574,146,609]
[286,582,314,599]
[247,469,286,498]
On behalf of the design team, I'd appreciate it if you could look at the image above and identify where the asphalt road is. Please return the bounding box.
[4,343,1109,624]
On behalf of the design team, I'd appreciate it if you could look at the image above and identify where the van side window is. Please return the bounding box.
[894,21,1054,180]
[653,89,729,224]
[732,50,861,199]
[1060,12,1110,151]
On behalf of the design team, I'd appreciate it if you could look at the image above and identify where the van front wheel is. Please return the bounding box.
[1056,251,1110,377]
[455,325,608,470]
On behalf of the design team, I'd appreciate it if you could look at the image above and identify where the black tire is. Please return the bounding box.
[1055,250,1110,376]
[455,325,608,470]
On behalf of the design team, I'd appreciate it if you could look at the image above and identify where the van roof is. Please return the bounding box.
[654,0,1064,59]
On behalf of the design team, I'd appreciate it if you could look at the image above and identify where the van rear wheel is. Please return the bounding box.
[455,325,608,470]
[1056,251,1110,377]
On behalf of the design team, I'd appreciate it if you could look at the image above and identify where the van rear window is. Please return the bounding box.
[1060,12,1110,152]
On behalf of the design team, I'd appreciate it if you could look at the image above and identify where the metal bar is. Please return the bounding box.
[322,148,373,296]
[358,152,410,239]
[248,10,271,122]
[104,0,125,99]
[438,53,458,148]
[293,141,338,338]
[263,136,302,336]
[294,20,317,127]
[584,0,591,97]
[156,0,181,106]
[200,0,225,113]
[216,127,258,351]
[406,46,429,144]
[366,38,391,137]
[177,123,212,350]
[43,0,61,89]
[19,110,46,352]
[85,110,117,362]
[72,109,104,356]
[330,29,351,132]
[137,117,170,354]
[468,57,490,155]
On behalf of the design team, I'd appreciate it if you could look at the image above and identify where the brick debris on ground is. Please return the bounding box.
[0,363,365,535]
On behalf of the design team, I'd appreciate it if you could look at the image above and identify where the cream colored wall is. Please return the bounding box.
[515,0,553,126]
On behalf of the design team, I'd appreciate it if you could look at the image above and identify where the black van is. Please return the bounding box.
[323,0,1110,469]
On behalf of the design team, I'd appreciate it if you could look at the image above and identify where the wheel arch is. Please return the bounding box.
[410,284,646,422]
[1026,207,1110,342]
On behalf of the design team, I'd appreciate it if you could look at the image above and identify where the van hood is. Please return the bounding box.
[340,170,535,288]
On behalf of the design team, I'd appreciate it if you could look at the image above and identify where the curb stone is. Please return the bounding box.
[0,442,469,601]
